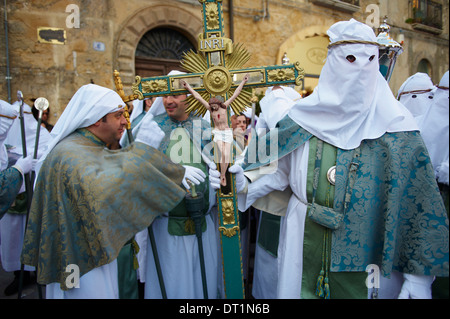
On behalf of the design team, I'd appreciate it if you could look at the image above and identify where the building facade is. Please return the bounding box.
[1,0,448,123]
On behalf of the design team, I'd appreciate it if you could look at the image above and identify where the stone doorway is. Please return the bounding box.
[115,4,203,90]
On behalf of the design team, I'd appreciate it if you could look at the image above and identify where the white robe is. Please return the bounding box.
[140,210,220,299]
[238,142,308,298]
[46,260,119,299]
[251,214,281,299]
[137,119,221,299]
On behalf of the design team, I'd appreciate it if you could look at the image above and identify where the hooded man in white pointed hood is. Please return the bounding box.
[397,72,435,129]
[210,19,449,299]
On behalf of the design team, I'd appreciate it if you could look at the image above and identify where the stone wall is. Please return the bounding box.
[0,0,448,123]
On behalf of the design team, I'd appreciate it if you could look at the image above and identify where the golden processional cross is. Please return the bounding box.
[114,0,304,299]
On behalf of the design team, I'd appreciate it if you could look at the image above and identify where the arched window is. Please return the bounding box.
[417,58,432,76]
[135,27,196,77]
[136,27,195,60]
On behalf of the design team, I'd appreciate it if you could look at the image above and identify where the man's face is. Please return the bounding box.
[97,109,127,146]
[163,94,189,121]
[236,115,247,131]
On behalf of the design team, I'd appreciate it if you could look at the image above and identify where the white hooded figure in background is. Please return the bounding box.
[420,71,449,186]
[397,72,435,129]
[255,86,301,132]
[1,99,42,296]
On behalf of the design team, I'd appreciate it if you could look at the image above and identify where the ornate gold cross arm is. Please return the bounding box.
[131,63,304,98]
[129,63,304,118]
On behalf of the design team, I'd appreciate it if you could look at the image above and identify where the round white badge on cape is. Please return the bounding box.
[327,166,336,185]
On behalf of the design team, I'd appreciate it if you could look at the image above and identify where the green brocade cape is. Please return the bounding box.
[244,115,449,279]
[21,129,186,289]
[0,166,22,219]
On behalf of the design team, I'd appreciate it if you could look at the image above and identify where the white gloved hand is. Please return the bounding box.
[182,165,206,189]
[228,164,247,193]
[398,274,434,299]
[135,115,165,149]
[13,154,37,175]
[208,162,221,190]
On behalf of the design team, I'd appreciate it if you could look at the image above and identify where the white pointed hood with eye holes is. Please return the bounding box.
[397,72,435,128]
[288,19,418,150]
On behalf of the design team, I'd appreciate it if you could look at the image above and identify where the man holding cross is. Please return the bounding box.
[130,70,220,299]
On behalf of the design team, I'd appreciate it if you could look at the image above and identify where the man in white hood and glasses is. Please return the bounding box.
[210,19,449,299]
[20,84,204,299]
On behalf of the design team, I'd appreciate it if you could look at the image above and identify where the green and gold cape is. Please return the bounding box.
[244,115,449,279]
[21,129,186,289]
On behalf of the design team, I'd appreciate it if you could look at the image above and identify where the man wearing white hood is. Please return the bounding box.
[20,84,199,299]
[210,19,449,299]
[420,71,449,193]
[397,72,435,129]
[419,71,449,299]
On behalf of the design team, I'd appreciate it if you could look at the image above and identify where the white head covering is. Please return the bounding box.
[130,99,144,123]
[4,100,52,160]
[146,96,166,117]
[37,84,125,171]
[259,86,301,130]
[288,19,418,150]
[0,100,19,170]
[0,100,18,140]
[397,72,435,128]
[129,96,166,123]
[420,70,449,184]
